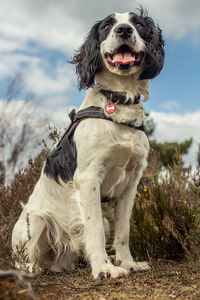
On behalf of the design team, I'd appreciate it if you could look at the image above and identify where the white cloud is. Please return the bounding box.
[160,100,180,111]
[0,53,41,78]
[39,95,77,126]
[0,51,75,98]
[0,0,200,58]
[23,61,75,96]
[151,111,200,166]
[0,100,51,182]
[136,0,200,41]
[0,36,26,53]
[0,0,84,54]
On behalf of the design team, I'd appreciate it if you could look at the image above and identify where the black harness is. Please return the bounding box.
[61,105,144,141]
[44,105,145,187]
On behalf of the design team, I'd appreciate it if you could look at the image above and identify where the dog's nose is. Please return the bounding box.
[115,24,133,39]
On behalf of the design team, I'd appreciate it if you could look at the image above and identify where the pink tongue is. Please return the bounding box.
[112,52,135,65]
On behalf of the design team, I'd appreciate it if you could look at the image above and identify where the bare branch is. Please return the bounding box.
[0,269,36,300]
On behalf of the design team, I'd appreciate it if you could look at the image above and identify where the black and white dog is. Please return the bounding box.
[12,9,165,279]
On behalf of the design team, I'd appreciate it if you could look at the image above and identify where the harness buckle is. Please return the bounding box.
[69,109,76,121]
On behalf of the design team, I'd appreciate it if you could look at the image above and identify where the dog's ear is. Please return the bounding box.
[71,21,102,90]
[139,19,165,80]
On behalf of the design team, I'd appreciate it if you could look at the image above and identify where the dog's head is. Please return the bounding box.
[72,9,165,90]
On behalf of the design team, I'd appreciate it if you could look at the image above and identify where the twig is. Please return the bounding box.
[0,269,36,300]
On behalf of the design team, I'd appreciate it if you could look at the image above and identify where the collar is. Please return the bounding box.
[99,89,140,105]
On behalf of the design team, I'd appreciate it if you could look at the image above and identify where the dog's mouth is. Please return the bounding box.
[105,45,144,70]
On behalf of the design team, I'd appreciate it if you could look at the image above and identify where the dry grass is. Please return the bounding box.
[1,261,200,299]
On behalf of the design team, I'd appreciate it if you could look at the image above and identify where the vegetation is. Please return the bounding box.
[0,144,200,270]
[131,149,200,261]
[144,113,193,167]
[0,151,48,268]
[150,138,193,167]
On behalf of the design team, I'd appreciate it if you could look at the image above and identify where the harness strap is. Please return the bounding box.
[73,106,144,132]
[57,106,145,148]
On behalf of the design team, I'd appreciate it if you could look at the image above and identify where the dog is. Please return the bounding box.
[12,9,165,279]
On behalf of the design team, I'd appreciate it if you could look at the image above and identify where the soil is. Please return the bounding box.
[0,260,200,300]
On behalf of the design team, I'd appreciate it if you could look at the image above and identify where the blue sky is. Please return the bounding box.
[0,0,200,166]
[146,37,200,113]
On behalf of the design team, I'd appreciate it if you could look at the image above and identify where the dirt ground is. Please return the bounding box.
[0,260,200,300]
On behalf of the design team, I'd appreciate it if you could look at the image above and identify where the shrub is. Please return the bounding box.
[130,149,200,261]
[0,150,48,267]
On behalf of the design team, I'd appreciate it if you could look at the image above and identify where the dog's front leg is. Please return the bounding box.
[79,177,128,279]
[113,182,150,273]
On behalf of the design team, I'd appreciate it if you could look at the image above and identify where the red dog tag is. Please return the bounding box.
[105,104,116,114]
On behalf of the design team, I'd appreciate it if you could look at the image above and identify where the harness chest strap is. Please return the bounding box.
[56,106,145,148]
[67,106,144,137]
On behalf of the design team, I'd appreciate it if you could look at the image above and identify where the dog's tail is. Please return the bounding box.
[24,209,83,263]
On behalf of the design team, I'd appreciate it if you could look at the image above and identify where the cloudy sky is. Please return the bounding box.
[0,0,200,166]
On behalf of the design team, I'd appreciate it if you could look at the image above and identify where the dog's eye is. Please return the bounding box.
[104,24,110,30]
[136,22,143,29]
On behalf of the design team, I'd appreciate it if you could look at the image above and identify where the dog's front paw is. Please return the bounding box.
[120,260,151,273]
[92,262,128,279]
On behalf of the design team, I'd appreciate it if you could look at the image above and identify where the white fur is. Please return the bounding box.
[100,13,146,78]
[101,13,145,57]
[12,13,151,279]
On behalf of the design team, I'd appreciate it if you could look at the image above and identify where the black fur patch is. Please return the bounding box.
[44,133,77,184]
[129,10,165,80]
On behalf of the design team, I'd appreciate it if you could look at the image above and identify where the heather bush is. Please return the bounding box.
[130,149,200,261]
[0,150,48,268]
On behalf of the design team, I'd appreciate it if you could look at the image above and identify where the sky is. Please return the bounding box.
[0,0,200,167]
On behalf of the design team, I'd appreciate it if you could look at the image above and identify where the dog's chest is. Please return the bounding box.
[74,118,149,199]
[100,135,148,199]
